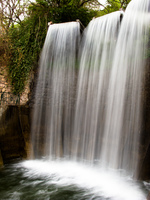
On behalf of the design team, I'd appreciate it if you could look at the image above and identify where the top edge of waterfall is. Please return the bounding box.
[127,0,150,13]
[92,10,124,22]
[49,21,80,26]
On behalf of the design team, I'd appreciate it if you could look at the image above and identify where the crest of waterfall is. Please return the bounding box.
[31,22,80,158]
[72,11,123,161]
[100,0,150,176]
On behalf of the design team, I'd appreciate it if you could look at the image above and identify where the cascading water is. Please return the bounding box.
[31,22,80,158]
[72,0,150,178]
[72,11,123,162]
[100,0,150,176]
[26,0,150,199]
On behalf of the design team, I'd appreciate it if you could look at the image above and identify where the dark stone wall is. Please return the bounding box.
[139,59,150,180]
[0,105,31,164]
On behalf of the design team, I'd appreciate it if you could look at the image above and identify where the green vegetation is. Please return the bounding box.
[0,0,131,94]
[8,6,49,94]
[99,0,131,16]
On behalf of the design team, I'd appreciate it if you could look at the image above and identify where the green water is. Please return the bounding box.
[0,162,101,200]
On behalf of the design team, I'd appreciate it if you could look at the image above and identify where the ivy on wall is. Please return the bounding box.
[8,14,47,94]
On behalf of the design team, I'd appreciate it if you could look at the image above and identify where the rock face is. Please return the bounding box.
[0,65,34,164]
[0,150,3,166]
[0,105,31,164]
[139,60,150,180]
[0,65,30,106]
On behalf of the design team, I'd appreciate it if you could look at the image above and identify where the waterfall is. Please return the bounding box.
[31,0,150,179]
[100,0,150,176]
[31,22,80,158]
[72,11,123,162]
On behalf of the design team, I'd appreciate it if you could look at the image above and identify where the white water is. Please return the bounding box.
[72,11,123,162]
[31,21,80,158]
[72,0,150,177]
[100,0,150,175]
[21,160,146,200]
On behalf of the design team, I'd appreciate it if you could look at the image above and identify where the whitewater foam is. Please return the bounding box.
[21,160,146,200]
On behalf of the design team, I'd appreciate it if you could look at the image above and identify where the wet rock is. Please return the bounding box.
[0,105,31,163]
[147,192,150,200]
[139,59,150,180]
[0,150,3,166]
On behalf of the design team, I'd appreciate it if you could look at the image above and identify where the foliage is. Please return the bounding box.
[28,0,97,26]
[0,30,10,66]
[98,0,131,16]
[0,0,28,32]
[8,17,47,94]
